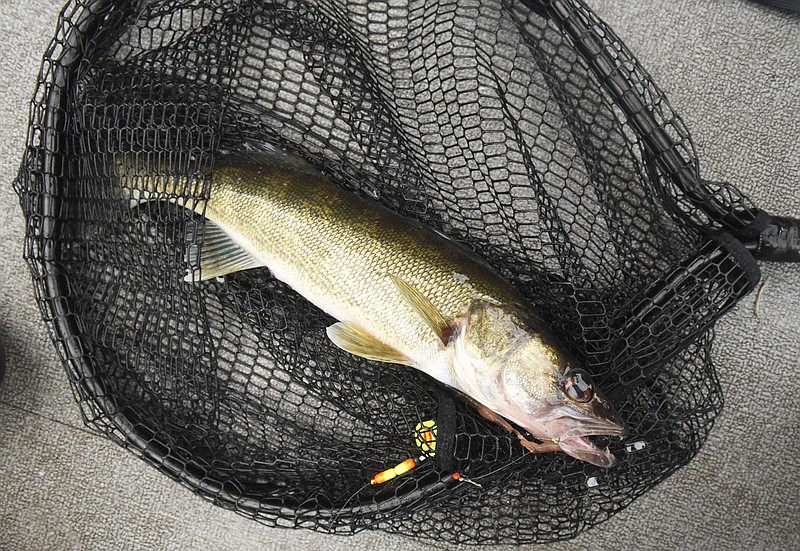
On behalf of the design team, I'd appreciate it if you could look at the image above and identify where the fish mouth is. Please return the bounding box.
[525,405,628,468]
[555,417,628,468]
[558,435,619,468]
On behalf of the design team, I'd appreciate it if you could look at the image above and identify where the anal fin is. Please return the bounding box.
[184,220,264,282]
[326,322,413,366]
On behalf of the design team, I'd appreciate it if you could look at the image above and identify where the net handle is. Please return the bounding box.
[744,216,800,262]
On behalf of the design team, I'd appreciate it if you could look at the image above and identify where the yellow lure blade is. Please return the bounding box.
[414,420,437,456]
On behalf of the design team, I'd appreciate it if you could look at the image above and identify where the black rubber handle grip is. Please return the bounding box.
[747,216,800,262]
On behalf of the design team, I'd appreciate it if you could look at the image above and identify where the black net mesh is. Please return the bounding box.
[14,0,764,545]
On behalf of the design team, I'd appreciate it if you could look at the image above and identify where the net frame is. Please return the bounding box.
[13,0,765,544]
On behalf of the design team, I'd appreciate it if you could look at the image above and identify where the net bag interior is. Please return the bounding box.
[14,0,767,545]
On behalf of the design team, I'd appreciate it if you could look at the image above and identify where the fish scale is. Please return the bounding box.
[206,162,520,376]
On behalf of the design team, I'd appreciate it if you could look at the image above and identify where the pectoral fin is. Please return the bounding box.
[184,220,264,282]
[326,322,413,366]
[389,275,453,345]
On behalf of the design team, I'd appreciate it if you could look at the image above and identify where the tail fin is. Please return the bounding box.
[111,152,205,213]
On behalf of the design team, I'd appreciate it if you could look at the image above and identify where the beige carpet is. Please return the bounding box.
[1,1,798,549]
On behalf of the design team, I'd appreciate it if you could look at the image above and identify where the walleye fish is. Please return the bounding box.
[118,148,627,467]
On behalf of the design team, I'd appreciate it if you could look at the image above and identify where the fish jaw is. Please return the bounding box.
[558,436,618,468]
[515,403,628,468]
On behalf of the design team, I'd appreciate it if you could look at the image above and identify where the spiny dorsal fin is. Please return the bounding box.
[326,322,413,366]
[389,275,452,345]
[184,220,264,282]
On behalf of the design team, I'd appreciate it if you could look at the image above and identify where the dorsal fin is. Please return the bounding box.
[184,220,264,282]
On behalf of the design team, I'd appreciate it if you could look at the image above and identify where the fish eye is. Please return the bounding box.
[563,369,594,403]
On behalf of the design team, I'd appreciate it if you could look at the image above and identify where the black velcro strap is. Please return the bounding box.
[434,389,458,473]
